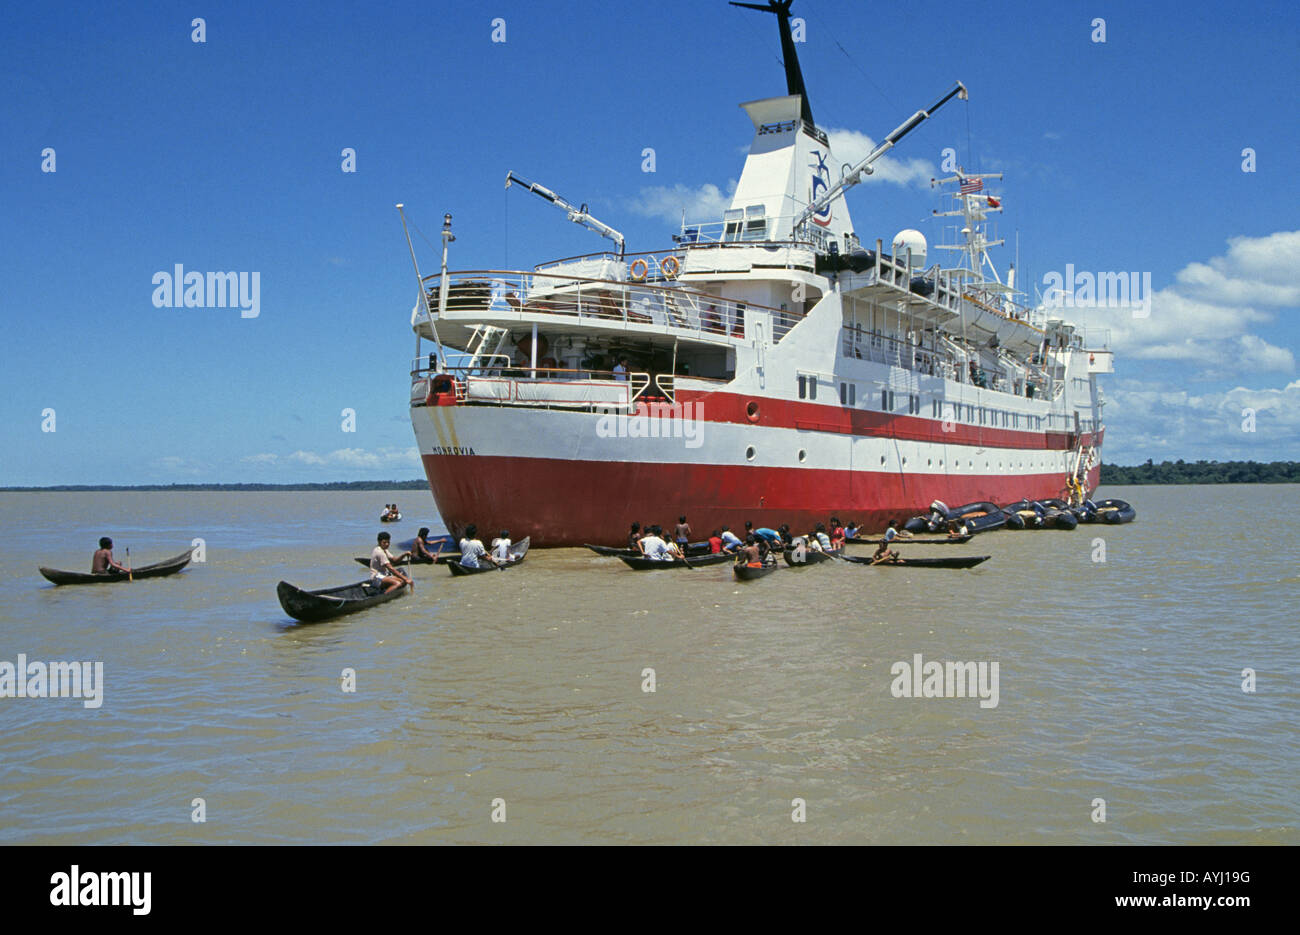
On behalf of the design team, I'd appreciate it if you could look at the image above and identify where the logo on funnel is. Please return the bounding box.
[809,150,832,228]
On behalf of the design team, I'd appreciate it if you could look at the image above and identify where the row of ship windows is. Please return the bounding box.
[796,375,1084,431]
[745,444,1060,472]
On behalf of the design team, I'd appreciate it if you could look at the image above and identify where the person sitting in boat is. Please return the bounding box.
[673,516,692,551]
[370,532,413,593]
[91,537,128,575]
[719,525,742,553]
[883,519,900,545]
[947,519,969,538]
[870,540,902,565]
[638,525,674,561]
[812,523,833,552]
[707,530,723,554]
[738,534,763,568]
[844,521,860,539]
[829,517,846,549]
[412,528,441,563]
[458,524,499,569]
[627,522,644,552]
[491,530,514,564]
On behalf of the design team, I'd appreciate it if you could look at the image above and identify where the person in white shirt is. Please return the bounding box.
[638,526,674,561]
[612,356,629,381]
[718,526,743,552]
[459,524,498,569]
[490,530,513,563]
[370,532,413,593]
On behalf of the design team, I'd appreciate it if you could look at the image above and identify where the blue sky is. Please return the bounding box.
[2,0,1297,485]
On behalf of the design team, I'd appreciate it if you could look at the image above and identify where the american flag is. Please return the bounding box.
[960,177,983,194]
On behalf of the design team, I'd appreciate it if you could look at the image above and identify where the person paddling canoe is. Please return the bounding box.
[91,537,128,576]
[459,524,499,569]
[370,532,413,593]
[412,527,443,563]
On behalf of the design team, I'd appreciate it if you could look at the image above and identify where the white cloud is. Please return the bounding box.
[824,129,936,187]
[1063,231,1298,379]
[1173,231,1300,307]
[1104,378,1300,461]
[628,180,738,225]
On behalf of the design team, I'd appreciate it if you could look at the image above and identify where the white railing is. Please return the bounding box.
[424,270,804,345]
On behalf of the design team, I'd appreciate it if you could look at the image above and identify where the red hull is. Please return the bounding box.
[421,454,1103,547]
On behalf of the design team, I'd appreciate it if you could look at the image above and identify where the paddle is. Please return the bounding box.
[126,547,132,582]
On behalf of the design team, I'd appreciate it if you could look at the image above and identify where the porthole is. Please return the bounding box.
[746,401,760,422]
[902,456,907,466]
[927,458,932,467]
[746,446,756,461]
[880,455,887,465]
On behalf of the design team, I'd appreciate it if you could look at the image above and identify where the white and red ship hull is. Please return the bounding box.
[415,390,1102,546]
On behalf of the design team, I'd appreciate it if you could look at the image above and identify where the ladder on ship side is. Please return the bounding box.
[1065,439,1096,504]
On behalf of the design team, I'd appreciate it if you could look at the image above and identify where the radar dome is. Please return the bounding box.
[892,229,927,269]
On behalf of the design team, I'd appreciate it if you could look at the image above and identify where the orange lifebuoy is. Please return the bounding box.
[661,256,681,278]
[630,258,648,281]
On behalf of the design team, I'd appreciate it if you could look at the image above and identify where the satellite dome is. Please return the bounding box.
[892,229,927,268]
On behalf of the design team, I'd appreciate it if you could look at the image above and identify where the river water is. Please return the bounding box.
[0,485,1295,844]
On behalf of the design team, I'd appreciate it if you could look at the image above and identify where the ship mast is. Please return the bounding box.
[730,0,815,125]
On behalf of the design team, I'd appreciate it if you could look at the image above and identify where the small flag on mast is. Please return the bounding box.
[986,195,1000,208]
[960,177,983,194]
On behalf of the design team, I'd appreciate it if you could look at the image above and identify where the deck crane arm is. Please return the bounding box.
[504,171,626,257]
[793,81,968,234]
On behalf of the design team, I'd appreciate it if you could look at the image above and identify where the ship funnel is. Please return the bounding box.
[893,229,927,269]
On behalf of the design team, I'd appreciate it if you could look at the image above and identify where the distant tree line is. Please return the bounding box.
[1101,460,1300,485]
[0,480,429,492]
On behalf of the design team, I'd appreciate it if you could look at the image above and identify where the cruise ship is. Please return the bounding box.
[404,0,1112,546]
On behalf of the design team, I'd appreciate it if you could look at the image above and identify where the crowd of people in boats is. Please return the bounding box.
[623,516,933,566]
[365,523,521,588]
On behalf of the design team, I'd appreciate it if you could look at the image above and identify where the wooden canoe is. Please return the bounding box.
[840,554,990,569]
[447,537,530,575]
[618,551,733,570]
[38,548,194,586]
[782,548,840,566]
[847,535,973,545]
[586,541,711,557]
[277,578,409,623]
[733,562,778,580]
[354,554,442,568]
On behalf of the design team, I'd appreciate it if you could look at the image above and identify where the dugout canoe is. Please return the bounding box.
[782,547,840,566]
[447,537,530,575]
[277,578,409,623]
[733,562,778,580]
[618,551,733,570]
[840,554,991,569]
[354,554,444,568]
[38,548,195,586]
[848,534,973,546]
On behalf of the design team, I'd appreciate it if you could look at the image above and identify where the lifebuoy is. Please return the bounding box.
[661,256,681,279]
[630,258,648,281]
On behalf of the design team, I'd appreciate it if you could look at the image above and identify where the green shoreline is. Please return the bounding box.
[3,460,1298,490]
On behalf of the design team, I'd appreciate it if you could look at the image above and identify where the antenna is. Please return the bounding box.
[730,0,814,125]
